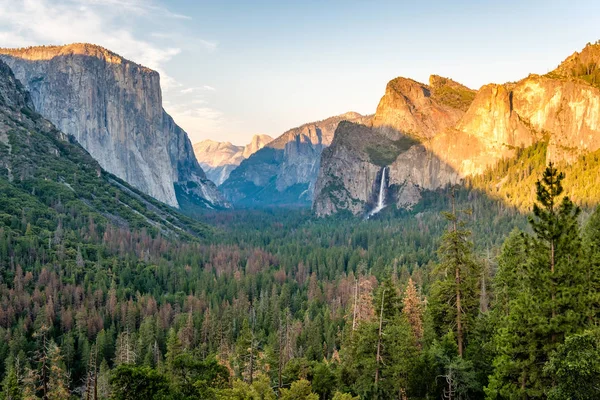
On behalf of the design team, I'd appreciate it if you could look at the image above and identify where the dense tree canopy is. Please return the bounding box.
[0,148,598,399]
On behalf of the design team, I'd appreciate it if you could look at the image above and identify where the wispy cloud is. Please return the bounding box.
[198,39,218,52]
[79,0,192,19]
[0,0,227,141]
[0,0,189,89]
[180,85,216,94]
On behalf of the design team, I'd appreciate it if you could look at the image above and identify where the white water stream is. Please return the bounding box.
[367,167,387,218]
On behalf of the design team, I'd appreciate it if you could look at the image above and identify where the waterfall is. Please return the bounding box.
[367,167,387,218]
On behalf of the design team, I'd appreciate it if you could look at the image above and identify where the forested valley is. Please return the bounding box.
[2,37,600,399]
[1,155,600,399]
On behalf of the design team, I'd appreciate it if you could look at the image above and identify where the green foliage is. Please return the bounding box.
[366,136,417,167]
[339,277,421,399]
[169,354,230,398]
[467,141,600,210]
[279,379,319,400]
[429,195,481,356]
[217,375,276,400]
[583,205,600,323]
[110,365,170,400]
[544,329,600,400]
[487,165,587,398]
[430,77,476,111]
[331,392,359,400]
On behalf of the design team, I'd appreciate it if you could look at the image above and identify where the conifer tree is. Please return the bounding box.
[1,357,22,400]
[583,205,600,324]
[528,163,583,342]
[430,191,481,357]
[46,341,69,400]
[487,164,586,398]
[402,278,424,343]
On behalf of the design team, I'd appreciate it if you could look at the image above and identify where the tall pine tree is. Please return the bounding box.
[429,190,481,357]
[487,164,586,399]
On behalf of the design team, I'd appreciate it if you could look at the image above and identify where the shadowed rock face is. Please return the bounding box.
[193,134,273,185]
[0,43,228,210]
[220,112,369,207]
[314,43,600,216]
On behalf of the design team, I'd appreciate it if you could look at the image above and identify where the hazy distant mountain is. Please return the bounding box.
[0,43,229,211]
[219,112,369,207]
[193,134,273,185]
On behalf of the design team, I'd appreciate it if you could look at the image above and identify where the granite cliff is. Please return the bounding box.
[314,43,600,216]
[193,134,272,185]
[0,43,228,210]
[0,58,211,237]
[220,112,368,207]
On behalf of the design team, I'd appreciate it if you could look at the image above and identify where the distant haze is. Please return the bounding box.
[0,0,599,144]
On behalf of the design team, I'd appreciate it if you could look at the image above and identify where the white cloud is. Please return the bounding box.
[180,85,216,94]
[0,0,228,141]
[78,0,192,19]
[0,0,188,89]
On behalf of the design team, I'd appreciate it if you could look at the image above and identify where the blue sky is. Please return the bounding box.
[0,0,599,144]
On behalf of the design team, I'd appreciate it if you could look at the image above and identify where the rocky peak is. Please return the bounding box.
[0,43,228,210]
[268,112,366,150]
[193,134,273,186]
[371,77,466,140]
[242,134,273,158]
[314,42,600,217]
[552,41,600,82]
[0,43,153,72]
[194,140,243,166]
[429,74,476,112]
[219,112,367,206]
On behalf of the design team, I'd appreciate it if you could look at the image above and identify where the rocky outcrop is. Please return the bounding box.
[0,43,228,210]
[0,58,212,236]
[193,134,272,185]
[314,43,600,216]
[371,77,469,140]
[220,112,368,207]
[313,122,386,216]
[314,77,469,216]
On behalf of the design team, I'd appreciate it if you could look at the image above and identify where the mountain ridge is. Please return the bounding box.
[193,134,273,185]
[0,43,229,211]
[314,42,600,216]
[219,112,369,207]
[0,58,210,238]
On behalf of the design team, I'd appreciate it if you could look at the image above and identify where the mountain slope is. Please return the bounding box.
[313,77,466,216]
[220,112,369,207]
[193,134,272,185]
[0,43,228,211]
[314,43,600,216]
[0,59,209,239]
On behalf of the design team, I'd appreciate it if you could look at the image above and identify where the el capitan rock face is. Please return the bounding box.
[314,43,600,216]
[193,134,273,186]
[0,43,228,210]
[220,112,369,207]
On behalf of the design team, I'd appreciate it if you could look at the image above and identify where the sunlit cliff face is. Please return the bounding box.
[314,43,600,216]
